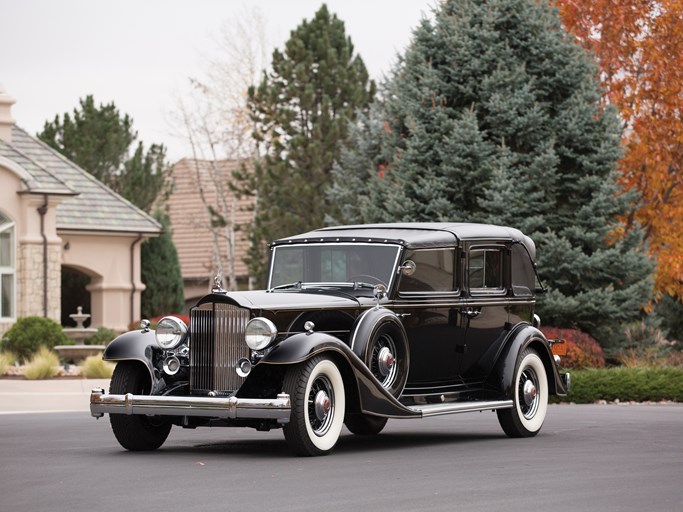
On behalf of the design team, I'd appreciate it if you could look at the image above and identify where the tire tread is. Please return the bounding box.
[109,361,171,451]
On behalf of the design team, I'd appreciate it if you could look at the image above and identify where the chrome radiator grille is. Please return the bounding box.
[189,302,250,392]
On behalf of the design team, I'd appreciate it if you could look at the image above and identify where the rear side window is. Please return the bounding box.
[398,249,455,292]
[469,249,504,292]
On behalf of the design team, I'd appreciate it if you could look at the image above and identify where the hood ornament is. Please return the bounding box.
[212,273,227,294]
[373,284,387,309]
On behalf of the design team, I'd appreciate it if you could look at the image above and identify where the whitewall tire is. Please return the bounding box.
[283,355,346,456]
[497,348,548,438]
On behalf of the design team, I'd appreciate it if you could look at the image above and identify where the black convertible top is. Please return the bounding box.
[271,222,535,257]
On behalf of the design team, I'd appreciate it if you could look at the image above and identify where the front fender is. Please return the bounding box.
[488,324,568,398]
[259,333,419,418]
[103,330,158,385]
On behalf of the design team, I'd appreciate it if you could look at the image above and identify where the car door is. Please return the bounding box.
[392,248,464,388]
[458,243,510,381]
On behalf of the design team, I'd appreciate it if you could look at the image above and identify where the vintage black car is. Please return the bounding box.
[91,223,570,456]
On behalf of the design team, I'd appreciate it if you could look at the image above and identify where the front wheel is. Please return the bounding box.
[109,361,172,451]
[497,348,548,438]
[283,356,346,456]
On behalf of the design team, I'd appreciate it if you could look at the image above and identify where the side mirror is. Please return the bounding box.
[398,260,416,276]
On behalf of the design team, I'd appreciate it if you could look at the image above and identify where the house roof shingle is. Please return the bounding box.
[5,125,160,234]
[167,158,254,280]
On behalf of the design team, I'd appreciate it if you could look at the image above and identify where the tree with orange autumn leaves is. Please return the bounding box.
[555,0,683,299]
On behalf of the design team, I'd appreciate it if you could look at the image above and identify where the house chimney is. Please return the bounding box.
[0,83,17,144]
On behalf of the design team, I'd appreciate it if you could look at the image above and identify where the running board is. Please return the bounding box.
[407,400,513,418]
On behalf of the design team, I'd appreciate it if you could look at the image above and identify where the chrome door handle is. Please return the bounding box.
[461,307,481,318]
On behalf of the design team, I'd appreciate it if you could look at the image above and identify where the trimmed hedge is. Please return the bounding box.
[558,367,683,403]
[1,317,69,361]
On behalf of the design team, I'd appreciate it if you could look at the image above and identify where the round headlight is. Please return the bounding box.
[245,317,277,350]
[155,316,188,349]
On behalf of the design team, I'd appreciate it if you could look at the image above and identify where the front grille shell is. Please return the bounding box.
[189,302,251,393]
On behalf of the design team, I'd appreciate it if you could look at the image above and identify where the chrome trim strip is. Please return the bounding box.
[90,388,291,423]
[408,400,513,417]
[391,300,534,308]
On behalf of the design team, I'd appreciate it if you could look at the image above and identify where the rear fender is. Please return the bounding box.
[488,324,567,398]
[259,332,419,418]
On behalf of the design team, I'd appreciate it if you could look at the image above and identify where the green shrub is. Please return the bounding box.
[24,347,60,380]
[84,327,117,346]
[81,355,114,378]
[2,317,69,362]
[561,367,683,403]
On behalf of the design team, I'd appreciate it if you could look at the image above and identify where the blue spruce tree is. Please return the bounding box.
[329,0,652,348]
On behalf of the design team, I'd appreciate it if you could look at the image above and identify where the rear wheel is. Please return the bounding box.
[497,348,548,438]
[283,356,346,456]
[109,361,171,451]
[344,414,388,435]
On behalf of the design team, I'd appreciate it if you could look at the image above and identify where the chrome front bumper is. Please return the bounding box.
[89,388,291,423]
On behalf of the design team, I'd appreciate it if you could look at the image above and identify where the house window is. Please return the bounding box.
[0,212,15,319]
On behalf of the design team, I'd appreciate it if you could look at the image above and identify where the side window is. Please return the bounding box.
[398,249,455,293]
[469,248,504,293]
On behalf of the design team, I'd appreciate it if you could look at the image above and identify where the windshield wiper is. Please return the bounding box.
[268,281,302,292]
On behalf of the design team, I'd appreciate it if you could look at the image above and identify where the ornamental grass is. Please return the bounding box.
[81,355,114,379]
[0,351,17,376]
[23,347,59,380]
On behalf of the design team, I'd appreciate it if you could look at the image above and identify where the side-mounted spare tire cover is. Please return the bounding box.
[350,308,409,397]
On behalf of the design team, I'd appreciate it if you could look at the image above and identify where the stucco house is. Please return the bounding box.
[0,85,161,335]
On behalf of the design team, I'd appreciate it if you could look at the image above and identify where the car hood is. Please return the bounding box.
[212,290,363,310]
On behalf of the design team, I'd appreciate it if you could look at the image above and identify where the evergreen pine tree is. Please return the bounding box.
[244,4,375,281]
[40,97,183,318]
[141,210,185,318]
[330,0,652,347]
[38,95,169,212]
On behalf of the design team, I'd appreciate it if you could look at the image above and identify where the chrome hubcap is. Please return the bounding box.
[519,367,540,420]
[372,333,398,389]
[308,375,335,436]
[523,380,537,407]
[378,347,395,377]
[314,390,331,421]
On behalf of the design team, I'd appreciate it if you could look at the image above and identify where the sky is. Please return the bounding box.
[1,0,436,161]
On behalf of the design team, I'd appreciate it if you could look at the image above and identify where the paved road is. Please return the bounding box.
[1,404,681,512]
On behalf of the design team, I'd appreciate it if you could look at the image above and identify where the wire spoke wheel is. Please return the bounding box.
[370,333,398,390]
[497,348,548,438]
[283,356,346,456]
[353,311,409,398]
[518,367,540,420]
[307,374,335,436]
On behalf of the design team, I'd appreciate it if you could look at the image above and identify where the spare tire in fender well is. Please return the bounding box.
[349,307,409,398]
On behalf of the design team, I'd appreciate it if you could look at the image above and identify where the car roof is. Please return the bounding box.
[271,222,535,253]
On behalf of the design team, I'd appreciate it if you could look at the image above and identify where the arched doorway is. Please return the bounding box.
[61,266,92,328]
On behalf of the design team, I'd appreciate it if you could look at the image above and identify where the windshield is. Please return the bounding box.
[268,243,401,289]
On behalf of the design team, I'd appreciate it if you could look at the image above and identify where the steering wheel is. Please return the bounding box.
[348,274,387,286]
